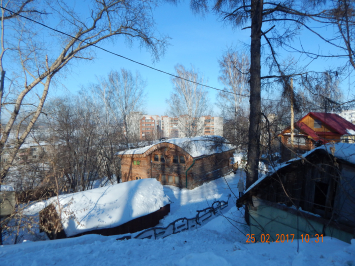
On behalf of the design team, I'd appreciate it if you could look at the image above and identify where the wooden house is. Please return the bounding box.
[117,136,235,189]
[279,112,355,160]
[237,143,355,243]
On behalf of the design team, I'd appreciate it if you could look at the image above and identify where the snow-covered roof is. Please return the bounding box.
[0,185,14,192]
[311,142,355,165]
[19,141,51,149]
[117,136,235,158]
[51,179,170,237]
[244,143,355,194]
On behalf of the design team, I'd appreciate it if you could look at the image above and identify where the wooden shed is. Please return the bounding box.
[237,143,355,243]
[117,136,235,189]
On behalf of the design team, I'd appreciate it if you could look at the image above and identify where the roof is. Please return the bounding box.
[309,112,355,135]
[241,143,355,197]
[295,122,320,141]
[50,179,170,237]
[279,112,355,142]
[0,185,14,192]
[117,136,235,158]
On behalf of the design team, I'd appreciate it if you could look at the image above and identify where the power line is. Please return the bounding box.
[0,6,251,98]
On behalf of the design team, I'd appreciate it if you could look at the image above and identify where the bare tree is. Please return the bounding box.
[166,64,211,138]
[217,49,249,118]
[0,0,168,183]
[94,69,146,145]
[217,49,249,149]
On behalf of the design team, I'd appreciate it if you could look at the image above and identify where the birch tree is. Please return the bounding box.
[93,69,146,145]
[217,50,249,148]
[0,0,168,182]
[166,64,211,137]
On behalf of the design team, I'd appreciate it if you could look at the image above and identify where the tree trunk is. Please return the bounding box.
[290,78,294,157]
[246,0,263,189]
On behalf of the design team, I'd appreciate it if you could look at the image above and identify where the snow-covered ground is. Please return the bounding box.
[0,171,354,265]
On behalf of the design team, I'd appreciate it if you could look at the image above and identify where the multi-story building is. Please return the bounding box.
[134,114,223,140]
[140,115,161,140]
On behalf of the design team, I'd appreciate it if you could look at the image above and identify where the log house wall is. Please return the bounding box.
[119,142,234,189]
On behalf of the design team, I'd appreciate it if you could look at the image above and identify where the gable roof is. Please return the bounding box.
[295,122,320,141]
[309,112,355,135]
[280,112,355,142]
[241,143,355,198]
[117,136,235,158]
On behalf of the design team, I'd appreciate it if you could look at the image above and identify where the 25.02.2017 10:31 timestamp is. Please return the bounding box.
[246,234,324,243]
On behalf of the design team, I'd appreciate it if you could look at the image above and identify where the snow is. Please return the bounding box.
[0,171,354,265]
[231,152,244,166]
[117,136,235,158]
[246,143,355,194]
[346,129,355,135]
[34,179,170,237]
[301,142,355,165]
[0,185,14,191]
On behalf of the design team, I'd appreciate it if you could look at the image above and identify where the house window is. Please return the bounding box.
[298,137,306,145]
[135,177,141,180]
[173,155,185,164]
[314,119,322,128]
[168,175,173,183]
[161,175,166,182]
[287,137,306,146]
[133,160,140,165]
[154,155,159,161]
[160,155,165,163]
[175,176,180,185]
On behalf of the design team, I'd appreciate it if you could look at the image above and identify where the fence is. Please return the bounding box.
[117,196,231,241]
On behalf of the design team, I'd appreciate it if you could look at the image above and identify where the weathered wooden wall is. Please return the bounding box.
[243,150,355,227]
[120,142,234,189]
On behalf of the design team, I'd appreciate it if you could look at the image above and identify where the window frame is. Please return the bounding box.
[161,175,166,183]
[314,119,322,129]
[175,176,180,185]
[173,155,179,164]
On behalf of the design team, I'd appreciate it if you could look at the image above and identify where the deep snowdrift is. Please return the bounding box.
[1,172,354,266]
[44,179,170,237]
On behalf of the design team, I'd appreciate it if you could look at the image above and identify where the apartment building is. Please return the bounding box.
[134,114,223,140]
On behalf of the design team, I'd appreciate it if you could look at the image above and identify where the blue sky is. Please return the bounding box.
[49,1,354,116]
[49,1,249,116]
